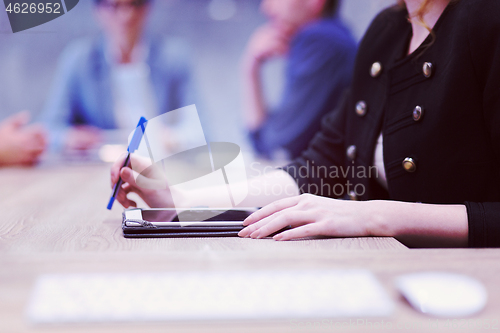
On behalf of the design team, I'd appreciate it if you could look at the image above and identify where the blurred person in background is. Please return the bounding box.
[0,112,46,166]
[242,0,357,160]
[41,0,199,154]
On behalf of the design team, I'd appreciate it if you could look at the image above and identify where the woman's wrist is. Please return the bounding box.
[364,200,469,247]
[363,200,396,237]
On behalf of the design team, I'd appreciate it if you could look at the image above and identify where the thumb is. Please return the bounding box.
[5,111,30,129]
[123,164,167,190]
[121,167,139,188]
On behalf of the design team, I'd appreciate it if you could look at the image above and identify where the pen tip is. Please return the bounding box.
[107,197,115,210]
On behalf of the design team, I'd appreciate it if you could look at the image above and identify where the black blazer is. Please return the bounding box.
[285,0,500,247]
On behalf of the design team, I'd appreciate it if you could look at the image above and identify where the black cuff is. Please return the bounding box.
[465,202,485,247]
[465,202,500,248]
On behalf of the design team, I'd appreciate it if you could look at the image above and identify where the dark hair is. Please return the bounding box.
[322,0,340,17]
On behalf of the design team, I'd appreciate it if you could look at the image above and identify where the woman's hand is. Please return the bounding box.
[238,193,469,247]
[238,193,379,241]
[0,112,47,166]
[110,153,176,209]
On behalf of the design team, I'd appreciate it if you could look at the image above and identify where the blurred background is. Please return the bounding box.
[0,0,396,150]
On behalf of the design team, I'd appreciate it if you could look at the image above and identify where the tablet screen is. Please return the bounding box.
[141,209,257,223]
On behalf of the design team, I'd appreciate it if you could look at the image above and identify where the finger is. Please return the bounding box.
[5,111,30,129]
[24,143,45,155]
[29,148,44,160]
[240,210,293,237]
[250,210,311,239]
[243,196,301,226]
[240,210,282,237]
[116,188,137,208]
[129,153,155,174]
[111,153,128,188]
[17,148,42,164]
[273,222,325,241]
[241,209,309,239]
[116,181,138,208]
[26,125,48,147]
[239,219,267,238]
[134,166,168,190]
[121,183,133,194]
[29,139,47,151]
[120,167,139,188]
[25,134,47,151]
[23,150,43,165]
[23,122,45,133]
[121,166,166,193]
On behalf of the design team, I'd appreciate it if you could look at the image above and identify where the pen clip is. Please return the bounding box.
[123,219,157,228]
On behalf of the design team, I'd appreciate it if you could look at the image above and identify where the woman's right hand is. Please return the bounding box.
[110,153,176,208]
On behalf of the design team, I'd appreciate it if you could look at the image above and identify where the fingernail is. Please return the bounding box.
[250,230,260,239]
[274,234,283,241]
[242,217,252,226]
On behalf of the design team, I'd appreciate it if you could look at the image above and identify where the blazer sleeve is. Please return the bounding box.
[463,0,500,247]
[282,90,349,198]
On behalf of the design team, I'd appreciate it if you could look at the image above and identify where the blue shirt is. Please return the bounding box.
[40,35,202,150]
[250,18,357,159]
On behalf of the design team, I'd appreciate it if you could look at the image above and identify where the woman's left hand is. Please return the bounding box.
[238,193,379,241]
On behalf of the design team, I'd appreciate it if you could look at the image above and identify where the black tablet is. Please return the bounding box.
[122,208,259,238]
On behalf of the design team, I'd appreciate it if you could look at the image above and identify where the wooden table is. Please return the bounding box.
[0,165,499,333]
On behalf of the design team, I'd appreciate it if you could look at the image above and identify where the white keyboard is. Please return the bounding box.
[26,270,394,323]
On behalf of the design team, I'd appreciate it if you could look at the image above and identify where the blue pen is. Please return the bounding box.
[107,117,148,210]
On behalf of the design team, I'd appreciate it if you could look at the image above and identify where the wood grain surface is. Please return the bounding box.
[0,165,406,253]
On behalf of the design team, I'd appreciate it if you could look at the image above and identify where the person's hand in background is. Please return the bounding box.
[242,24,291,131]
[65,125,103,151]
[0,111,47,166]
[243,24,290,67]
